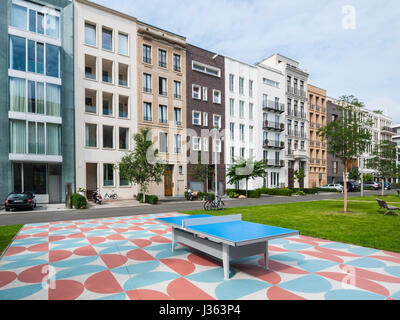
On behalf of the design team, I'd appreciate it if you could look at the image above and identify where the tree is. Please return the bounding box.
[294,168,306,188]
[318,95,372,212]
[369,140,397,196]
[118,128,166,202]
[348,167,361,181]
[226,158,267,198]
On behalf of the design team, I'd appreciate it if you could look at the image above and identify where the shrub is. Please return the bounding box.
[316,188,340,193]
[258,188,293,196]
[227,191,239,198]
[137,193,144,202]
[145,195,158,204]
[71,193,87,209]
[290,188,318,194]
[225,189,260,198]
[294,190,306,196]
[391,183,400,189]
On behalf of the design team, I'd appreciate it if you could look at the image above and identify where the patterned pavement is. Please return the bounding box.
[0,212,399,300]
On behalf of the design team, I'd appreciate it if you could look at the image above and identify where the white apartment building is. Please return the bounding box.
[74,0,138,200]
[224,57,260,190]
[261,54,309,188]
[255,61,286,188]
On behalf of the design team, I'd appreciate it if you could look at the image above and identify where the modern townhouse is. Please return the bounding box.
[74,0,138,200]
[186,44,225,194]
[308,84,327,188]
[1,0,74,203]
[224,57,259,190]
[261,54,309,188]
[255,61,286,188]
[137,21,187,198]
[392,124,400,173]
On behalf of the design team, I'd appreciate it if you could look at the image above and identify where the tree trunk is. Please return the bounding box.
[343,161,348,213]
[381,177,385,197]
[246,178,249,198]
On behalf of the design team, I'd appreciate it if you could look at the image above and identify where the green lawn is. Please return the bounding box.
[181,200,400,253]
[0,225,23,256]
[348,194,400,203]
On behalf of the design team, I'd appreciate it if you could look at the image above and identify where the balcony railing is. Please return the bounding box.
[263,140,285,149]
[288,86,306,97]
[159,61,167,68]
[119,79,128,87]
[262,100,285,113]
[85,105,96,113]
[174,94,182,99]
[85,72,96,80]
[264,159,285,167]
[159,91,168,96]
[102,75,113,83]
[263,121,285,131]
[173,65,181,72]
[143,87,152,94]
[143,57,151,64]
[143,116,152,122]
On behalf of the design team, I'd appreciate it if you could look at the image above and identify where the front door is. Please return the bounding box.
[164,166,173,196]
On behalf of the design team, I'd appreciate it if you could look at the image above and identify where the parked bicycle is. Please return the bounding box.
[104,190,118,200]
[203,195,224,211]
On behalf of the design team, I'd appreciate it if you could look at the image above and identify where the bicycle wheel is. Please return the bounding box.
[217,201,225,210]
[203,201,212,211]
[112,194,118,200]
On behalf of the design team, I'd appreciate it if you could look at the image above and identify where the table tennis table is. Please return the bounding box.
[155,214,299,279]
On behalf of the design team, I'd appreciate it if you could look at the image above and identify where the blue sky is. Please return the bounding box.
[93,0,400,123]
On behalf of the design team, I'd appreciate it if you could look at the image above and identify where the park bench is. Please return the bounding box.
[376,199,400,216]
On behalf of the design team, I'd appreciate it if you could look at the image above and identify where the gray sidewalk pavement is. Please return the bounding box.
[0,190,395,226]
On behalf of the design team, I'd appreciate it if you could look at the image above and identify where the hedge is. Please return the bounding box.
[226,189,261,198]
[316,188,340,193]
[290,188,318,194]
[258,188,293,196]
[71,193,87,209]
[137,193,158,204]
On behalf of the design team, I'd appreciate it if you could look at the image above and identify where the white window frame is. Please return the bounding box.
[213,139,221,153]
[192,84,201,100]
[203,137,209,152]
[203,112,208,127]
[192,110,201,125]
[213,89,221,104]
[193,136,201,151]
[213,114,221,129]
[203,87,208,101]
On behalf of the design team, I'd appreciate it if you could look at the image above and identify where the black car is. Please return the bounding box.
[338,181,358,192]
[4,192,37,211]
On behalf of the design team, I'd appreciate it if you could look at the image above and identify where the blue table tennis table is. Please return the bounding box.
[156,214,299,279]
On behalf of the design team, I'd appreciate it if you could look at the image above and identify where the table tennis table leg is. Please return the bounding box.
[171,227,176,252]
[222,243,230,280]
[264,241,269,270]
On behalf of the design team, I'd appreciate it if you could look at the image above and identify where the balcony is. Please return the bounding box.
[381,126,395,135]
[264,159,285,167]
[263,121,285,132]
[143,57,151,64]
[173,65,181,72]
[262,100,285,113]
[287,86,306,98]
[293,149,308,159]
[159,61,167,68]
[263,140,285,149]
[143,87,152,94]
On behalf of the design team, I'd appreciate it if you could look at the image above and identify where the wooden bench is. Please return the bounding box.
[376,199,400,216]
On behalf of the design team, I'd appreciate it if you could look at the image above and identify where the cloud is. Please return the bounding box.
[92,0,400,123]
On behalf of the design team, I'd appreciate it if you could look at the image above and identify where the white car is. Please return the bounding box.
[320,184,344,192]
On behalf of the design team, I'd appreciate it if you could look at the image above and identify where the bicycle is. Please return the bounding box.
[104,190,118,200]
[203,195,224,211]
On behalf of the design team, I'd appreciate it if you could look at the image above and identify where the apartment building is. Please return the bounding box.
[261,54,309,188]
[74,0,138,200]
[137,21,187,198]
[1,0,74,203]
[224,57,260,190]
[308,84,327,188]
[255,61,286,188]
[186,44,225,194]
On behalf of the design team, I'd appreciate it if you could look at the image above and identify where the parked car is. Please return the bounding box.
[4,192,37,211]
[384,182,391,190]
[363,181,380,190]
[320,184,344,192]
[338,181,358,192]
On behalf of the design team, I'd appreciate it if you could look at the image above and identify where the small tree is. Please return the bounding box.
[348,167,361,181]
[318,95,372,212]
[226,158,267,197]
[369,140,397,196]
[118,128,166,202]
[294,168,306,188]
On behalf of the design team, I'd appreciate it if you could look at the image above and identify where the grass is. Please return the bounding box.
[348,194,400,203]
[181,200,400,253]
[0,225,23,256]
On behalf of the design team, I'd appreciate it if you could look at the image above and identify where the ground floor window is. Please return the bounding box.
[103,163,114,186]
[13,162,49,194]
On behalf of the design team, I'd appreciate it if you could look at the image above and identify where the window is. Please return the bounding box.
[119,95,129,118]
[239,77,244,95]
[213,90,221,104]
[28,81,36,113]
[203,112,208,127]
[192,111,201,125]
[229,74,234,92]
[240,147,245,157]
[239,101,245,119]
[118,63,128,86]
[102,59,113,83]
[143,102,152,121]
[104,164,114,186]
[159,132,168,153]
[249,103,254,120]
[264,78,280,88]
[118,33,128,55]
[143,45,151,64]
[103,126,114,149]
[28,40,35,73]
[46,84,61,116]
[12,4,27,30]
[173,54,181,72]
[230,123,234,140]
[85,89,96,114]
[174,81,181,99]
[229,99,235,116]
[143,73,152,93]
[119,127,129,150]
[262,94,268,107]
[46,14,60,39]
[230,146,235,162]
[174,134,181,153]
[85,23,96,46]
[37,13,44,35]
[85,55,97,80]
[192,61,221,77]
[10,120,26,154]
[203,138,209,152]
[10,77,26,113]
[239,124,245,141]
[174,108,182,125]
[102,28,113,51]
[27,122,36,154]
[213,115,221,129]
[85,124,97,147]
[193,137,201,151]
[159,77,167,96]
[333,161,338,174]
[120,173,130,187]
[178,166,183,174]
[46,44,60,78]
[192,85,201,100]
[102,92,113,116]
[203,87,208,101]
[158,49,167,68]
[9,35,26,71]
[249,126,254,143]
[159,105,168,123]
[249,80,254,97]
[46,123,61,155]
